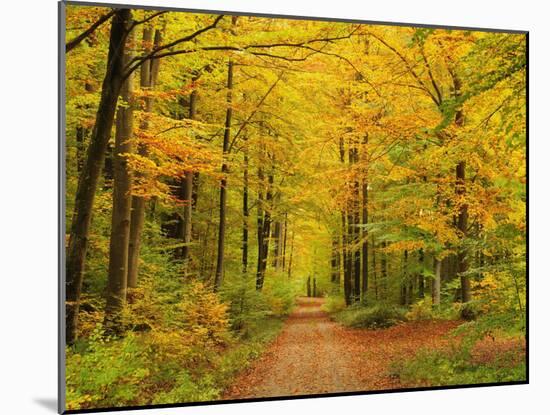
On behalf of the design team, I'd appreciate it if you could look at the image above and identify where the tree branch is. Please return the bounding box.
[228,71,286,153]
[65,9,116,53]
[367,31,440,106]
[124,14,225,77]
[129,11,167,30]
[124,24,360,78]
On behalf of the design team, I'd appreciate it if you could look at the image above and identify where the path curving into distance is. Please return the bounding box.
[223,297,460,399]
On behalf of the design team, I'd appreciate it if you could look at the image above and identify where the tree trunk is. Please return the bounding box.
[104,29,135,335]
[179,87,198,273]
[66,9,131,345]
[381,240,388,298]
[418,249,425,298]
[282,213,288,271]
[456,160,471,302]
[242,136,249,274]
[256,168,273,290]
[433,258,441,306]
[127,27,162,289]
[272,221,281,269]
[256,165,265,288]
[452,73,471,303]
[350,146,360,302]
[401,250,409,305]
[339,137,352,305]
[360,134,368,301]
[287,230,294,280]
[331,237,339,283]
[344,210,353,305]
[372,235,378,300]
[214,57,234,292]
[361,180,368,301]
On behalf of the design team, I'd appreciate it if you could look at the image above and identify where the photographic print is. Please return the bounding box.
[60,1,527,412]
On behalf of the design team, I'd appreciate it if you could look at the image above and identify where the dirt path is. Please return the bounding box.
[223,297,460,399]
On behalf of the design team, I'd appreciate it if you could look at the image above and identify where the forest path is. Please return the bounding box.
[223,297,460,399]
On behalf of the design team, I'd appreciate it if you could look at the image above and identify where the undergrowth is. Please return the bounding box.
[333,303,408,329]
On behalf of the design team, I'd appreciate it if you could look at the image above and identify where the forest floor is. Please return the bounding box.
[223,297,465,398]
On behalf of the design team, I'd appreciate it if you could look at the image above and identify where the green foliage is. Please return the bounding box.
[459,300,483,321]
[222,271,296,336]
[321,295,347,314]
[393,345,526,387]
[405,298,434,321]
[335,303,407,329]
[393,306,526,387]
[66,316,284,410]
[178,282,231,346]
[66,328,150,410]
[453,310,526,347]
[152,317,283,405]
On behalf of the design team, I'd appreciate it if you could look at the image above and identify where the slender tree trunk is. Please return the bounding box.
[381,240,388,298]
[287,230,294,280]
[433,258,441,306]
[282,213,288,271]
[452,74,471,303]
[179,87,198,274]
[361,175,368,301]
[344,210,353,305]
[277,221,284,270]
[456,159,470,302]
[214,57,234,292]
[256,164,265,288]
[372,235,378,300]
[191,172,200,233]
[339,137,352,305]
[353,200,361,302]
[257,168,273,290]
[418,249,425,298]
[104,29,135,334]
[242,136,249,274]
[342,215,351,304]
[401,250,409,305]
[272,221,281,269]
[331,237,339,283]
[127,27,162,289]
[66,9,131,345]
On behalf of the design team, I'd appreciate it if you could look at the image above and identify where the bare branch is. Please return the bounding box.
[367,31,440,106]
[129,11,167,30]
[228,71,286,153]
[125,24,360,77]
[66,9,116,53]
[124,14,225,77]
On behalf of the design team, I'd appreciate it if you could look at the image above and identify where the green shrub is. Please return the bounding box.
[66,328,150,410]
[459,301,483,321]
[393,347,526,387]
[406,298,434,321]
[222,272,296,336]
[335,304,407,329]
[67,316,284,410]
[321,295,347,314]
[152,371,219,404]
